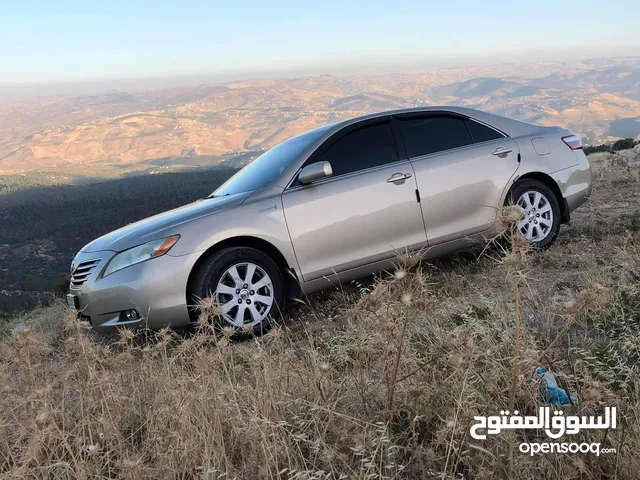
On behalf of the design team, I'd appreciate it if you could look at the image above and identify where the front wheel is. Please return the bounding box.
[506,179,561,249]
[189,247,284,335]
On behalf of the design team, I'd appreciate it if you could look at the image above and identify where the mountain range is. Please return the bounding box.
[1,56,639,178]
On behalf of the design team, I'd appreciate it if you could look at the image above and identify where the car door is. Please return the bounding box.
[395,113,520,245]
[281,119,427,282]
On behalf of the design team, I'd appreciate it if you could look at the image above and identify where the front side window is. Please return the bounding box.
[396,115,473,158]
[313,121,399,177]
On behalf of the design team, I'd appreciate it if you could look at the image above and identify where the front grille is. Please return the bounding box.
[70,258,101,288]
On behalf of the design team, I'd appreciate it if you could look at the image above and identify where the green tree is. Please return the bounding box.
[612,138,635,151]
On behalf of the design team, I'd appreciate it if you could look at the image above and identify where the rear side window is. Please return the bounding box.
[314,121,399,177]
[466,119,505,143]
[396,115,473,158]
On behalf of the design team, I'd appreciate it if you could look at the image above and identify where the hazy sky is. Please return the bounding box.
[1,0,639,85]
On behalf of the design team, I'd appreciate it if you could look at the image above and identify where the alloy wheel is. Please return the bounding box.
[517,190,554,242]
[215,262,274,327]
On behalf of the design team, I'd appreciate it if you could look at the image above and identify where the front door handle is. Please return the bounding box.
[492,147,513,156]
[387,172,412,184]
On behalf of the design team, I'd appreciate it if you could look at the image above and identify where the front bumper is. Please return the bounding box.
[69,249,201,333]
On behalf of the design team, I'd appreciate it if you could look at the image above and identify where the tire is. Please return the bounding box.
[189,247,284,336]
[506,179,561,249]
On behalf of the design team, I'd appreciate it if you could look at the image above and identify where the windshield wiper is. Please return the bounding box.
[206,193,230,199]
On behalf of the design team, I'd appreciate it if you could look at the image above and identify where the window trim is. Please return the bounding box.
[392,112,511,160]
[394,112,477,160]
[285,157,412,191]
[286,117,402,189]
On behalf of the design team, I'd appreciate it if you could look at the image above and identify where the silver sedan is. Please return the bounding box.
[67,107,592,334]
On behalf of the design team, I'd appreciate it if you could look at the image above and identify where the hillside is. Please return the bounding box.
[1,57,639,177]
[1,151,639,478]
[0,167,236,315]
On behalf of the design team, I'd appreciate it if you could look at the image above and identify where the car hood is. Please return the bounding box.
[80,191,251,253]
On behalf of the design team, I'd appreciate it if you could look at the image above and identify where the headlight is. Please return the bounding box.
[103,235,180,277]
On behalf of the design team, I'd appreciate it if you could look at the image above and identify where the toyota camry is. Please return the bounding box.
[67,107,592,334]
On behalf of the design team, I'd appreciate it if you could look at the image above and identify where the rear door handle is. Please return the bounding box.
[492,147,513,156]
[386,172,412,184]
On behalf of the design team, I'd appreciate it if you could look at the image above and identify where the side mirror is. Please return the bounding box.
[298,161,332,185]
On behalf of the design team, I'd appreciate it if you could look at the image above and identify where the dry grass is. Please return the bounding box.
[2,152,640,479]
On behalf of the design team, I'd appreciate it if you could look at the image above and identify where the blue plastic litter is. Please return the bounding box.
[535,367,572,406]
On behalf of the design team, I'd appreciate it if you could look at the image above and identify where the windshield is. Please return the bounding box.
[211,125,331,197]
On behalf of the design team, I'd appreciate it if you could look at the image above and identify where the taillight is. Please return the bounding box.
[562,135,583,150]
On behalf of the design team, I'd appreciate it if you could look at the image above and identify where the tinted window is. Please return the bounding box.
[396,116,473,158]
[212,125,330,196]
[467,119,505,143]
[314,122,398,177]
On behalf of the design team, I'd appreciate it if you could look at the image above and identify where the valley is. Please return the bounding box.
[1,56,639,179]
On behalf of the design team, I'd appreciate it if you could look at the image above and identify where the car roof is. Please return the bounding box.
[271,105,559,190]
[323,106,552,138]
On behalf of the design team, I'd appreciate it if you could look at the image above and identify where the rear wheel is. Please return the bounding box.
[507,179,561,249]
[190,247,284,335]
